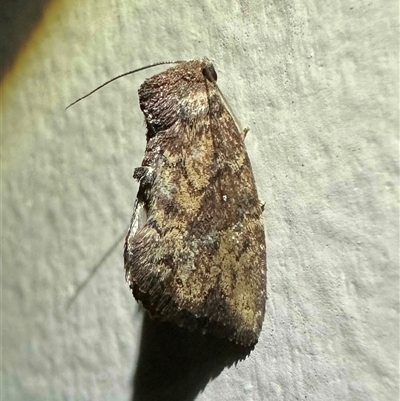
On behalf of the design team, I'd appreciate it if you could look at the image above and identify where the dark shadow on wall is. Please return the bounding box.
[131,313,254,401]
[0,0,54,81]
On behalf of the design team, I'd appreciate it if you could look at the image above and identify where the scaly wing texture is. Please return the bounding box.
[124,60,266,345]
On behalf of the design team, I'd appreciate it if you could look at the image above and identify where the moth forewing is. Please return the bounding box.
[123,58,267,346]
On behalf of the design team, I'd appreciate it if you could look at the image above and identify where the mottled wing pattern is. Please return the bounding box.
[124,59,266,346]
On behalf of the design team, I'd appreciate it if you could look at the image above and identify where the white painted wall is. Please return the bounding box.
[3,0,398,400]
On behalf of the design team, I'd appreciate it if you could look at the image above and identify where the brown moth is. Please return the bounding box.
[123,58,266,346]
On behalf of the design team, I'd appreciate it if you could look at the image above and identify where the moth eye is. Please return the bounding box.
[202,65,218,82]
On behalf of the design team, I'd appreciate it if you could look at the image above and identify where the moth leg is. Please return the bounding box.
[124,166,155,253]
[133,166,154,183]
[242,127,250,140]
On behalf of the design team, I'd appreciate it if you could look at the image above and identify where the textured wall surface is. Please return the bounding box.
[2,0,399,400]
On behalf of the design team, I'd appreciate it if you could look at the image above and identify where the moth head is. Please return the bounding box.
[138,58,222,132]
[66,58,221,133]
[66,58,218,111]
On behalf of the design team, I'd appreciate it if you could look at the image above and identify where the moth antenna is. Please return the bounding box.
[65,60,184,110]
[216,85,244,135]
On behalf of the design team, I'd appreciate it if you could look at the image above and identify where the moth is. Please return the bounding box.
[123,58,267,346]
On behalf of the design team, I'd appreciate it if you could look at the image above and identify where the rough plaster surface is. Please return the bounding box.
[2,0,399,400]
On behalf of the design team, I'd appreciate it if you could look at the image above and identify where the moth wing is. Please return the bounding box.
[124,124,266,346]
